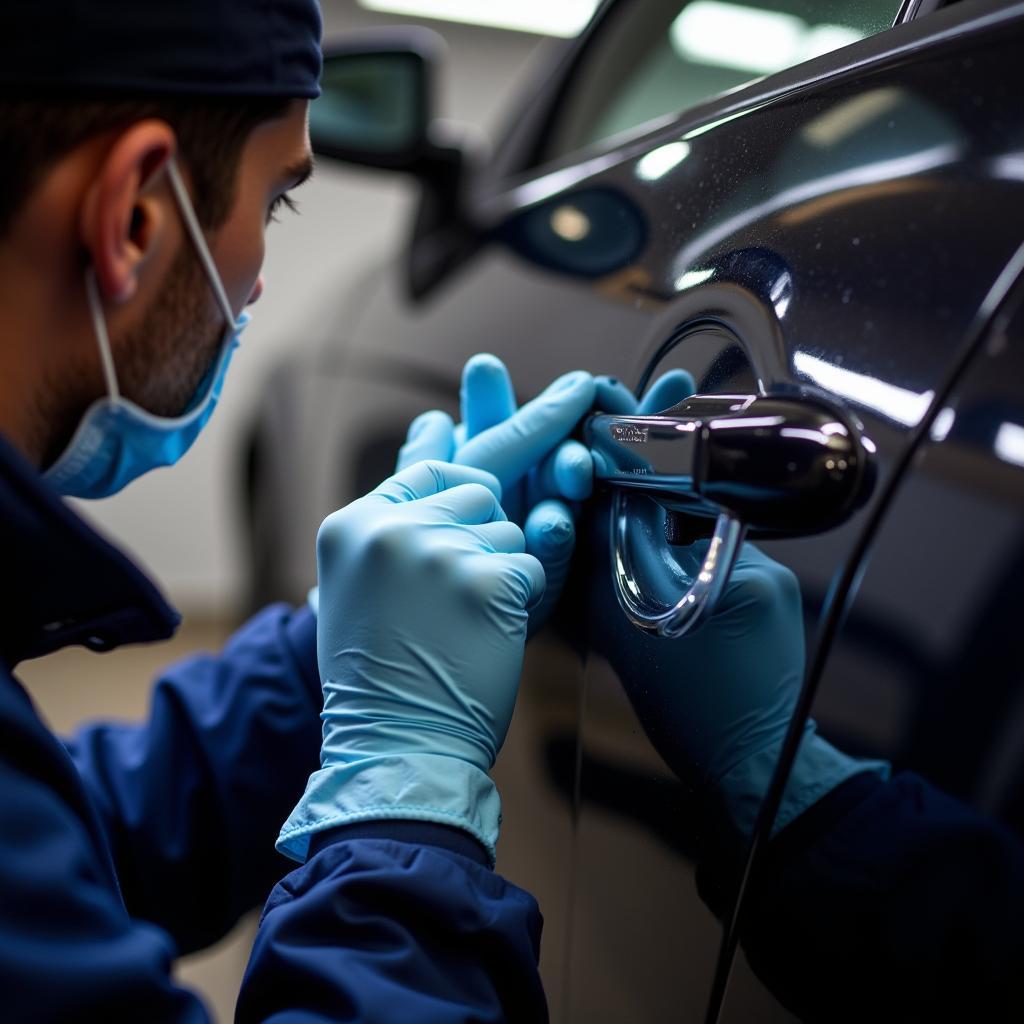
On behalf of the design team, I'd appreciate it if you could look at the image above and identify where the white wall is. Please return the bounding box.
[74,1,550,614]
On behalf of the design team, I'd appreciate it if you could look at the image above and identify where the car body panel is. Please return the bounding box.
[726,263,1024,1021]
[809,273,1024,833]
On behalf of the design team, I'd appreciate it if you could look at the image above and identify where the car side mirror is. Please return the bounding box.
[311,28,470,298]
[311,28,442,170]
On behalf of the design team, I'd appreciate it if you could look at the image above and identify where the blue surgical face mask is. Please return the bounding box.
[44,159,251,499]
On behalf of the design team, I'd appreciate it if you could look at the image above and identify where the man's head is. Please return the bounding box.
[0,0,321,473]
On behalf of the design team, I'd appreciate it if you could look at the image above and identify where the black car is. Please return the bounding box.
[244,1,1024,1018]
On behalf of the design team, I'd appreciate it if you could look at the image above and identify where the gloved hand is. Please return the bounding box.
[593,540,889,842]
[591,369,699,419]
[396,355,594,632]
[395,355,696,631]
[278,460,545,865]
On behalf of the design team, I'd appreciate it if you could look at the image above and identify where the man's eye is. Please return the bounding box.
[267,192,299,224]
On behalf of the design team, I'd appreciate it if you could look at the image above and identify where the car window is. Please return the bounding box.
[540,0,903,164]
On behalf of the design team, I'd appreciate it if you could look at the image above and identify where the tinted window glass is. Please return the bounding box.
[542,0,901,163]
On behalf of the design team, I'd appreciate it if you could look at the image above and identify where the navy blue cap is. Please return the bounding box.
[2,1,322,99]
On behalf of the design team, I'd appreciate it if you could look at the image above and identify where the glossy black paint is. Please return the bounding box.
[814,273,1024,815]
[248,1,1024,1019]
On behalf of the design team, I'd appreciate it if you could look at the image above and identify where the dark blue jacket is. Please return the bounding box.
[725,770,1024,1021]
[0,434,545,1022]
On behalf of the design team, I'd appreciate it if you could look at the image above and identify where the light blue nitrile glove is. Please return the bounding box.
[590,372,887,837]
[396,354,596,632]
[278,460,545,864]
[304,361,698,624]
[593,541,889,842]
[394,357,698,631]
[592,369,699,420]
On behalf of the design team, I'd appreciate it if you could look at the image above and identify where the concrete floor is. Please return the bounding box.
[16,618,255,1024]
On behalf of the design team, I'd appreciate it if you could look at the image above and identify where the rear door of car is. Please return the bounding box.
[341,0,1024,1017]
[731,250,1024,1023]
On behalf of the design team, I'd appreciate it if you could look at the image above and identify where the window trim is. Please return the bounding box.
[542,0,907,171]
[895,0,949,21]
[472,0,1020,217]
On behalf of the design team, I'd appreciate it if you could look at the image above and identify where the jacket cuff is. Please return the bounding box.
[718,723,890,839]
[308,819,490,867]
[277,754,501,866]
[774,730,890,836]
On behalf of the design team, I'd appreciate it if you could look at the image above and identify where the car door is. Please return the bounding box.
[526,5,1024,1020]
[303,0,1024,1018]
[720,260,1024,1022]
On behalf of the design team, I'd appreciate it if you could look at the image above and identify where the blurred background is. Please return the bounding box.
[17,1,586,1018]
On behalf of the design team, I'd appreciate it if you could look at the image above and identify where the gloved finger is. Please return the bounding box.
[594,376,640,414]
[371,460,502,505]
[453,421,467,449]
[637,369,696,415]
[532,439,593,503]
[493,551,547,611]
[719,542,801,618]
[396,410,456,471]
[417,481,508,525]
[471,519,526,554]
[460,353,517,439]
[523,499,576,632]
[456,370,595,490]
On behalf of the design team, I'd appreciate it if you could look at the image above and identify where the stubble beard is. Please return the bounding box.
[116,245,226,419]
[37,247,226,470]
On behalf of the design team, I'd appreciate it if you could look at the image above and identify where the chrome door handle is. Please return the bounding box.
[585,394,874,637]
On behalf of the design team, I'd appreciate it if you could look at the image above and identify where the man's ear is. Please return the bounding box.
[79,120,177,304]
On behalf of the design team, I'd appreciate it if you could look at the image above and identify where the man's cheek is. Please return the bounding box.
[247,274,264,306]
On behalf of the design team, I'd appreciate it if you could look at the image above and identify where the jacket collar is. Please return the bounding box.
[0,432,180,666]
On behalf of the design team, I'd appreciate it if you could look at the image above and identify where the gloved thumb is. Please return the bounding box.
[636,369,696,415]
[593,369,696,416]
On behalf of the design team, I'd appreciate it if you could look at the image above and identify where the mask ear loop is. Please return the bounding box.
[85,267,121,401]
[164,158,237,327]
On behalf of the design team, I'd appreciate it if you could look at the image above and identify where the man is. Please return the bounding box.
[0,2,613,1019]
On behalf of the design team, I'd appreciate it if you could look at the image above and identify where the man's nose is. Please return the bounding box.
[247,274,265,305]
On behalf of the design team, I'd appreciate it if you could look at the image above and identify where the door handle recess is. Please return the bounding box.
[584,393,875,637]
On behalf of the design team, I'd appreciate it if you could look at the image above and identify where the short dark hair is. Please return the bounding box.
[0,94,292,236]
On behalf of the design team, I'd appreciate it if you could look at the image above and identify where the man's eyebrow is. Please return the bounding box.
[281,154,315,189]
